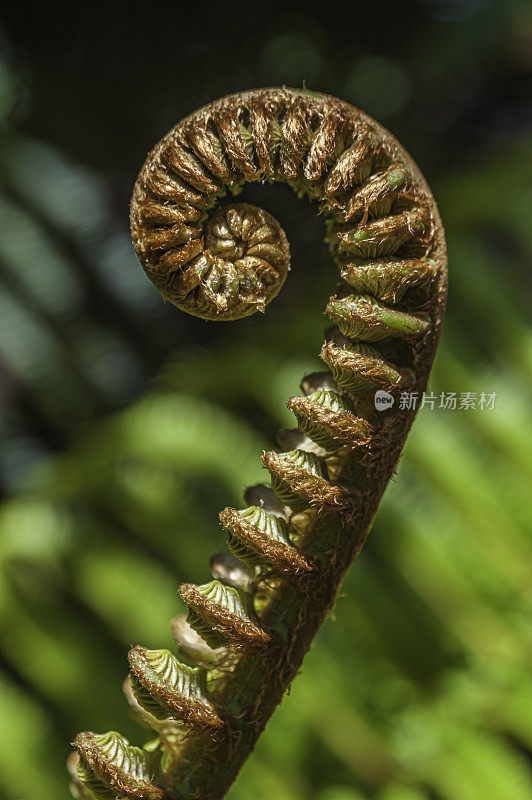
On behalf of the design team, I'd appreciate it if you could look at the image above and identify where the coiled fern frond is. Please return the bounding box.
[72,87,447,800]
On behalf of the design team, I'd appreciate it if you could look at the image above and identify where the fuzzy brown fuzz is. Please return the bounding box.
[179,584,271,649]
[261,450,355,510]
[219,507,312,575]
[320,339,411,392]
[287,395,373,447]
[128,647,223,731]
[73,733,164,800]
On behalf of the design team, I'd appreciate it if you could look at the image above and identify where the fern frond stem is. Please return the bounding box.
[73,87,447,800]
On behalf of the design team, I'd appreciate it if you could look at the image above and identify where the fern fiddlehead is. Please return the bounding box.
[72,88,447,800]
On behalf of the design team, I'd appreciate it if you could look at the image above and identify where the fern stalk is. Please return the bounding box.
[72,87,447,800]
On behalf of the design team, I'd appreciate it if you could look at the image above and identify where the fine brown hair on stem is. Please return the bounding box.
[72,87,447,800]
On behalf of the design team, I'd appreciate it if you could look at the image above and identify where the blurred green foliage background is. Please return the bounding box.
[0,1,531,798]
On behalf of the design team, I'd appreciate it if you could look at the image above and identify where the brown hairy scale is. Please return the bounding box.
[340,258,435,303]
[219,507,312,575]
[320,339,411,391]
[74,733,165,800]
[287,394,374,447]
[73,87,447,800]
[261,449,356,509]
[178,583,271,649]
[127,647,223,730]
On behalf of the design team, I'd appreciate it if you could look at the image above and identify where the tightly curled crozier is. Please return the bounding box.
[73,88,447,800]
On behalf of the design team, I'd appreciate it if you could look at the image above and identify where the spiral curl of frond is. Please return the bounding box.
[74,88,447,800]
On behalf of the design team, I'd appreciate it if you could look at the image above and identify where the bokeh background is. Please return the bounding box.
[0,1,531,799]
